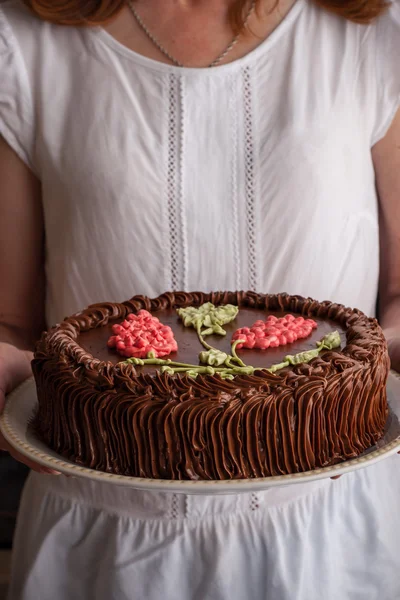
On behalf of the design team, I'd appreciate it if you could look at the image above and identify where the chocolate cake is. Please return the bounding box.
[32,292,390,480]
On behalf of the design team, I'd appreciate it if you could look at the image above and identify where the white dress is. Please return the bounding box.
[1,0,400,598]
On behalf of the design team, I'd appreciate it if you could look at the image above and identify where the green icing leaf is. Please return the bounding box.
[268,330,341,373]
[186,370,199,379]
[317,331,341,351]
[211,305,240,326]
[220,373,235,381]
[199,349,230,367]
[177,303,239,337]
[268,361,289,373]
[285,348,320,365]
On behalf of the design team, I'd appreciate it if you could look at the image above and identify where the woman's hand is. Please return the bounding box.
[0,342,60,474]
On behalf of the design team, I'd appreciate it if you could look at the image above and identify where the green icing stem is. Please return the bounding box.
[127,358,203,369]
[196,324,214,352]
[230,339,247,368]
[268,332,341,373]
[124,329,341,380]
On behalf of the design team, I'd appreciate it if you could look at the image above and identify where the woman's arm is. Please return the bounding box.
[372,108,400,370]
[0,136,46,348]
[0,135,59,473]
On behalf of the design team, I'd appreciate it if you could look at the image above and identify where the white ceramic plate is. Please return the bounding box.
[1,374,400,495]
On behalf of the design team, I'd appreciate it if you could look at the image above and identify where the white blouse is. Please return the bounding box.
[2,3,400,600]
[1,0,400,327]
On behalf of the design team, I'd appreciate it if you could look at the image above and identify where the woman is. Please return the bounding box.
[0,0,400,598]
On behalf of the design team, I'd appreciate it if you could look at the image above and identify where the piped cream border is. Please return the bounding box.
[1,374,400,494]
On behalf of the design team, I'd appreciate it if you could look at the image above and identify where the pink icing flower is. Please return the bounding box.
[107,310,178,358]
[232,314,317,350]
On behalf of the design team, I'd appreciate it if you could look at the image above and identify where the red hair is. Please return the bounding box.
[21,0,389,28]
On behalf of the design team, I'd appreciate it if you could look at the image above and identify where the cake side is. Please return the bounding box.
[31,292,390,480]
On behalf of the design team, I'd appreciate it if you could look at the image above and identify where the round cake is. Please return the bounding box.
[32,291,390,480]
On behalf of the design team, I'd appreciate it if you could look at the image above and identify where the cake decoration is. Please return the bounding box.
[232,314,317,349]
[268,330,341,372]
[121,303,339,379]
[32,292,390,480]
[107,310,177,358]
[123,302,244,378]
[124,325,342,379]
[177,302,239,339]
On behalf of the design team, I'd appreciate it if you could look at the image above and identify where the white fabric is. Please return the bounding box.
[8,459,400,600]
[0,0,400,598]
[1,0,400,324]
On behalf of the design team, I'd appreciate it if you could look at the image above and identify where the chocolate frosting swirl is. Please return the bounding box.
[32,292,389,480]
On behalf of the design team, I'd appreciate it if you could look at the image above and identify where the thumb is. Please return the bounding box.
[0,346,33,405]
[0,351,61,475]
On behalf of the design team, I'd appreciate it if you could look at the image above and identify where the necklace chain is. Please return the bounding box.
[127,0,256,68]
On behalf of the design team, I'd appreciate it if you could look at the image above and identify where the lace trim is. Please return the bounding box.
[165,74,187,291]
[169,494,188,519]
[230,74,242,290]
[243,66,258,291]
[178,77,188,290]
[250,492,260,511]
[169,493,263,518]
[169,493,180,519]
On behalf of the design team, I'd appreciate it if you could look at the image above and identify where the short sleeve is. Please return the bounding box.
[372,0,400,145]
[0,3,36,171]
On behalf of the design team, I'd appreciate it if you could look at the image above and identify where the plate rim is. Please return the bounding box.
[1,374,400,493]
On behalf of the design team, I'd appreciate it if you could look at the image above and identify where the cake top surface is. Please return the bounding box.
[78,306,346,375]
[35,291,387,391]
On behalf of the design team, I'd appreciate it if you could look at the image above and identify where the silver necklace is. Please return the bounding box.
[127,0,256,68]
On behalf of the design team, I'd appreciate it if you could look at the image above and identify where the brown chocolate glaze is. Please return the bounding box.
[78,309,348,372]
[32,291,390,480]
